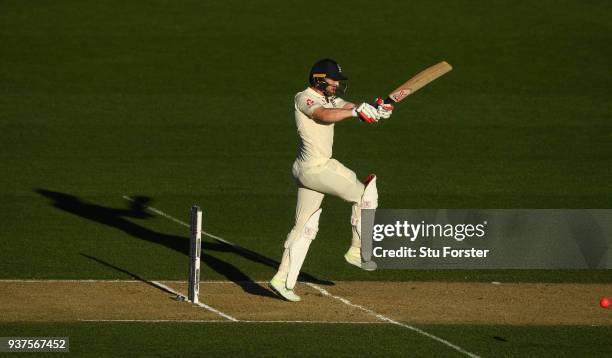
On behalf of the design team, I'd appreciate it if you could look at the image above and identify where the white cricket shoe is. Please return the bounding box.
[269,277,301,302]
[344,247,377,271]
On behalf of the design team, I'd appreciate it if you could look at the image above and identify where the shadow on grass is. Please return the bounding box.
[35,189,332,297]
[80,253,180,296]
[80,253,277,299]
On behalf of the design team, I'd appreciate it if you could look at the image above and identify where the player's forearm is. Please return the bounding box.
[313,108,355,123]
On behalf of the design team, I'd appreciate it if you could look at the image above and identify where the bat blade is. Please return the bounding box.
[387,61,452,103]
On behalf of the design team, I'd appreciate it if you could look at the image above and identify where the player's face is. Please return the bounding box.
[324,78,340,96]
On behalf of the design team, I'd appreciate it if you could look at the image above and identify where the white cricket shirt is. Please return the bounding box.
[294,87,347,166]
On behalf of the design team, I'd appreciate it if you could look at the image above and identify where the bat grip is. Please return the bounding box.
[371,97,394,107]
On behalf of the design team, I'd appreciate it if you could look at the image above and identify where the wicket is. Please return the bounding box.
[188,205,202,303]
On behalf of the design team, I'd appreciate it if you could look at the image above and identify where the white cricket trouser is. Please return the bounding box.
[273,158,365,283]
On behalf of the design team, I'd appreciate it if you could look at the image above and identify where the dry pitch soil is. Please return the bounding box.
[1,280,611,325]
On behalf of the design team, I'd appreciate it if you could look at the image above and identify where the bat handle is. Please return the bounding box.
[371,97,394,107]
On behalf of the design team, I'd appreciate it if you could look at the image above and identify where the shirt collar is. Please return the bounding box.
[306,86,325,99]
[306,86,337,102]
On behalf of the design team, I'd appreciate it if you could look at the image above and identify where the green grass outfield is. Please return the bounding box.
[1,0,611,356]
[2,323,612,357]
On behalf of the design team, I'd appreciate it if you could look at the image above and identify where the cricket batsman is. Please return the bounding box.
[269,59,393,302]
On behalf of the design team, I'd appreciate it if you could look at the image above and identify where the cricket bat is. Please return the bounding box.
[383,61,452,104]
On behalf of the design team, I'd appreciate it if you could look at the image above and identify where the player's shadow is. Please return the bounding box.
[35,189,331,297]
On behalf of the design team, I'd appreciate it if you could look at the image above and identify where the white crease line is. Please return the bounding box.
[129,197,230,244]
[80,319,387,324]
[0,280,269,284]
[123,196,480,358]
[0,279,142,283]
[0,280,239,322]
[192,301,239,322]
[123,196,270,262]
[162,280,270,284]
[305,282,480,358]
[150,280,188,300]
[243,320,387,324]
[202,280,269,284]
[151,280,239,322]
[123,195,191,229]
[80,319,229,323]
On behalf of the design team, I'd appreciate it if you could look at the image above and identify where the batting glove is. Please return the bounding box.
[375,97,394,119]
[352,103,380,123]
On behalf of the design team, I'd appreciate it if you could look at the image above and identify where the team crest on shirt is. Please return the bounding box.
[306,99,314,106]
